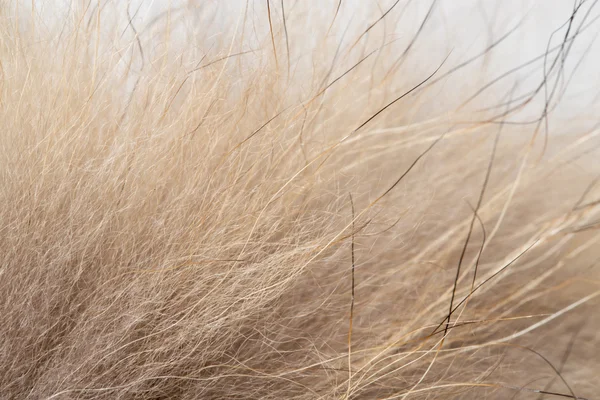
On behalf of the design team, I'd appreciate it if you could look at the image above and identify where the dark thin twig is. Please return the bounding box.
[431,239,539,336]
[537,323,585,400]
[352,0,402,48]
[443,117,501,338]
[326,0,343,36]
[188,50,254,74]
[314,54,450,173]
[465,200,487,293]
[573,172,600,210]
[281,0,290,76]
[346,193,356,398]
[349,53,450,137]
[266,0,279,69]
[501,384,587,400]
[511,344,578,400]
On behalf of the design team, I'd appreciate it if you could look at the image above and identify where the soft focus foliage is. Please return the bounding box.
[0,1,599,399]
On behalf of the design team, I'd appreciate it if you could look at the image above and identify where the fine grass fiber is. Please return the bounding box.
[1,1,600,399]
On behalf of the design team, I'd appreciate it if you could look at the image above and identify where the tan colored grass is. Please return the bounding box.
[0,1,599,399]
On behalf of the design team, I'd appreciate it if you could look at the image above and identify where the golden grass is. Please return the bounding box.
[0,1,599,398]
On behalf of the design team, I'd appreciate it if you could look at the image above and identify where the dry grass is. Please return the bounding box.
[0,1,599,399]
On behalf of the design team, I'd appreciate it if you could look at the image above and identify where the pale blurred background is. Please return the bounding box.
[19,0,600,131]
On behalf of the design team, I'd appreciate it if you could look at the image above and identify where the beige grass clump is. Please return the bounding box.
[0,1,599,399]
